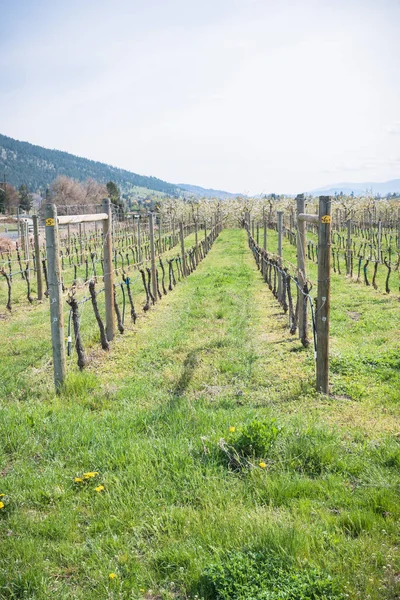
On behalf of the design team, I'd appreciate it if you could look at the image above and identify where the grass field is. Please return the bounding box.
[0,228,400,599]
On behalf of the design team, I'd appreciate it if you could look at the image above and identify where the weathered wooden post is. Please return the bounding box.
[316,196,331,394]
[256,221,259,245]
[378,219,382,262]
[102,198,115,341]
[21,218,26,260]
[397,208,400,251]
[33,214,43,300]
[149,212,158,301]
[277,211,283,301]
[296,194,309,346]
[158,215,162,254]
[195,218,199,265]
[45,204,66,390]
[346,219,352,276]
[180,222,187,276]
[137,216,142,264]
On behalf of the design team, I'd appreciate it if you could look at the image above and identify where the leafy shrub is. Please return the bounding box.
[200,549,345,599]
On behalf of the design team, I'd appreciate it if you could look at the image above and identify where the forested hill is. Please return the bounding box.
[0,134,179,196]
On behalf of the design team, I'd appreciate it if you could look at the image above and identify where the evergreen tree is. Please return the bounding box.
[18,184,33,213]
[106,181,125,214]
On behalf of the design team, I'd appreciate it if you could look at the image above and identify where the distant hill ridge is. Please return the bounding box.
[0,133,238,200]
[0,133,180,196]
[310,179,400,196]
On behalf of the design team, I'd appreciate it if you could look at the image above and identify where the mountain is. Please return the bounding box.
[310,179,400,196]
[0,133,179,196]
[177,183,239,199]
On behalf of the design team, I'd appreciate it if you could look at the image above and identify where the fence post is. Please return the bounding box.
[378,219,382,262]
[45,204,66,390]
[277,211,283,301]
[316,196,331,394]
[158,215,162,254]
[102,198,115,341]
[149,212,158,301]
[180,222,187,276]
[296,194,308,346]
[346,219,352,276]
[33,214,43,300]
[195,218,199,264]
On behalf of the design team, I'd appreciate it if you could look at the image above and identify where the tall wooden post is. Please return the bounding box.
[158,215,162,254]
[296,194,308,346]
[21,218,26,259]
[137,216,142,264]
[180,222,187,276]
[277,211,283,301]
[397,208,400,251]
[33,214,43,300]
[195,219,199,264]
[149,212,158,301]
[378,220,382,263]
[256,221,259,245]
[316,196,331,394]
[102,198,115,341]
[45,204,66,390]
[346,219,352,276]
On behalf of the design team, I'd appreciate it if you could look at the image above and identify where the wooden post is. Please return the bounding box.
[277,211,283,301]
[378,220,382,263]
[45,204,66,390]
[149,212,158,301]
[180,222,187,276]
[102,198,115,341]
[263,216,267,251]
[158,215,162,254]
[24,220,30,271]
[195,218,199,264]
[256,221,259,245]
[316,196,331,394]
[21,218,26,259]
[397,208,400,251]
[296,194,308,346]
[346,219,352,276]
[172,218,176,247]
[137,216,142,264]
[33,215,43,300]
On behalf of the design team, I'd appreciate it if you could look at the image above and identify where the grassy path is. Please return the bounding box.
[1,229,399,599]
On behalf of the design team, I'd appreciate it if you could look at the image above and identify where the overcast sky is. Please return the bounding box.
[1,0,399,194]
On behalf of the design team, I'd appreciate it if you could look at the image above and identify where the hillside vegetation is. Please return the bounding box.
[0,134,179,196]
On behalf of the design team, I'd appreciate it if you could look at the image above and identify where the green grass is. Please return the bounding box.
[0,229,399,599]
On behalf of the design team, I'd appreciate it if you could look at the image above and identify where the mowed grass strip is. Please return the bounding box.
[0,229,399,599]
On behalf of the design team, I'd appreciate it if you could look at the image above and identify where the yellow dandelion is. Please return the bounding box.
[229,426,236,433]
[95,485,105,493]
[83,472,99,479]
[0,494,4,497]
[109,572,117,580]
[74,477,83,483]
[0,502,4,509]
[259,462,267,469]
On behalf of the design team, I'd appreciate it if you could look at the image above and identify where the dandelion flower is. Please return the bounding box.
[229,426,236,433]
[0,502,4,509]
[0,494,4,497]
[95,485,105,493]
[74,477,83,483]
[83,472,99,479]
[259,462,267,469]
[109,572,117,580]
